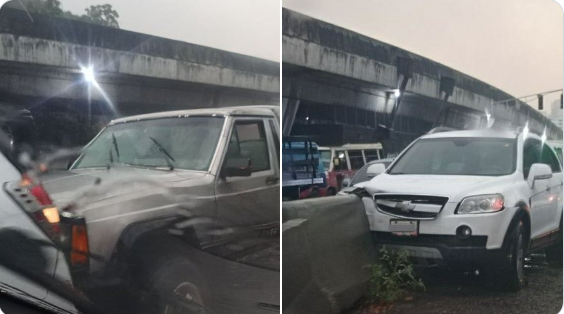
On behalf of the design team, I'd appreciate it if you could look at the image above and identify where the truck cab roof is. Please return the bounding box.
[110,106,279,125]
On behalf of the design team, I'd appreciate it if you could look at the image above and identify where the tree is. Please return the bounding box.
[82,4,119,28]
[5,0,62,16]
[4,0,119,28]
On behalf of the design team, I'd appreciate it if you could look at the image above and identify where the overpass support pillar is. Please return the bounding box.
[389,57,413,130]
[433,76,456,127]
[283,98,300,136]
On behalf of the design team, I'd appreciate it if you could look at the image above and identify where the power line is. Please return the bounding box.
[492,88,563,106]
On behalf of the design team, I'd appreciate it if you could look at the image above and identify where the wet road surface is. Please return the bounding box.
[351,253,562,314]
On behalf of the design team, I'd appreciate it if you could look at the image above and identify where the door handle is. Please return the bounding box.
[265,176,279,184]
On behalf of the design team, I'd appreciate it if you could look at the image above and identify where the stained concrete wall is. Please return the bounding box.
[282,8,560,141]
[0,7,280,147]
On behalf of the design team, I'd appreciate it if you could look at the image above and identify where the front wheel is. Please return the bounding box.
[498,221,526,291]
[129,236,209,314]
[150,258,207,314]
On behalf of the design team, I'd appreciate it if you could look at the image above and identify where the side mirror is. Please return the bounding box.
[527,163,552,188]
[367,163,387,178]
[222,157,252,178]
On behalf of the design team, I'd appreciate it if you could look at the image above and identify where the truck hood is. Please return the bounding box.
[364,173,517,203]
[42,167,207,208]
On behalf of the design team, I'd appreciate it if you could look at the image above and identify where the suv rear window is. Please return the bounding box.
[389,137,516,176]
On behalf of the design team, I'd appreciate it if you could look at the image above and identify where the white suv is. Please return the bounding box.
[362,128,563,290]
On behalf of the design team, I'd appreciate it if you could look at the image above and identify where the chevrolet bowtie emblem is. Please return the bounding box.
[395,201,416,212]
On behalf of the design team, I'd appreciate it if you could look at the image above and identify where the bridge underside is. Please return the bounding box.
[282,8,561,155]
[283,64,557,156]
[0,61,278,148]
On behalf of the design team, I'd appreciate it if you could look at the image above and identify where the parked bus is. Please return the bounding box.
[319,143,384,194]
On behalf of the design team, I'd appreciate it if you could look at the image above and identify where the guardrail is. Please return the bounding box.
[282,195,376,314]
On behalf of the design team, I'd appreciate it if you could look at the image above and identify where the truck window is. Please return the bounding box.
[227,120,270,172]
[268,119,279,163]
[364,149,380,162]
[333,150,347,171]
[320,150,331,170]
[348,150,364,170]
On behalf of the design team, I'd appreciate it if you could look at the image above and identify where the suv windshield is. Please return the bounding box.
[73,116,225,171]
[388,137,516,176]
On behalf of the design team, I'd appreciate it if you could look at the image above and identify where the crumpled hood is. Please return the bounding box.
[42,167,207,208]
[364,173,517,203]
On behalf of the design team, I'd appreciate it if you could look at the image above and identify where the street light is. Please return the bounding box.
[80,65,97,85]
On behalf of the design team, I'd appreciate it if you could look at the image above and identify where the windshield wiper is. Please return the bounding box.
[107,147,114,169]
[111,133,120,160]
[149,136,175,170]
[107,133,121,169]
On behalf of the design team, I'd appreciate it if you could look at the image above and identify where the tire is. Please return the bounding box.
[497,221,526,291]
[149,258,208,314]
[310,186,320,198]
[129,236,209,314]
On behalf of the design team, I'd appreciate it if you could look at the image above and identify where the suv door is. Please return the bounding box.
[524,138,563,244]
[214,117,279,239]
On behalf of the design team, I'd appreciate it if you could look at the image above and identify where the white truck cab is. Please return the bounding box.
[363,128,563,290]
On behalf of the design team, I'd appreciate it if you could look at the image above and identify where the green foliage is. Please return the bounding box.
[5,0,119,28]
[83,4,119,28]
[364,246,425,303]
[5,0,62,15]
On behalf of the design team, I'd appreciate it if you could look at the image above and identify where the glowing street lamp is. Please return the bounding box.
[80,65,97,85]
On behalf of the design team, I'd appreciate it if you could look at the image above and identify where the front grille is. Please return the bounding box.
[372,232,488,248]
[373,194,448,220]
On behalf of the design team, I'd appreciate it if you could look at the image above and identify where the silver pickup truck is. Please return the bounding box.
[42,106,280,313]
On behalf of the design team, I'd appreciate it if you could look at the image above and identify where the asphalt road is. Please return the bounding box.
[353,253,562,314]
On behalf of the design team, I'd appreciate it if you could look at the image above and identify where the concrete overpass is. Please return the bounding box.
[0,8,279,147]
[282,8,561,155]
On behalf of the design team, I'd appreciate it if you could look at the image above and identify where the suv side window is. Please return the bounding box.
[523,138,561,177]
[523,139,541,178]
[541,144,561,173]
[225,120,270,172]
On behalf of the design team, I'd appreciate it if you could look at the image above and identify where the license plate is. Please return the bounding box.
[389,220,418,236]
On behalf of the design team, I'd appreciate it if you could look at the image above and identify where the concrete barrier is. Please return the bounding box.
[282,195,376,314]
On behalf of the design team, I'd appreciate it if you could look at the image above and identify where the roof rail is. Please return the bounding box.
[426,127,458,135]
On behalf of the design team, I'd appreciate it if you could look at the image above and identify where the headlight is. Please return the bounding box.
[456,194,504,214]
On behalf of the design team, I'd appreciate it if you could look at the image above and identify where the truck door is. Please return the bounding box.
[214,117,279,241]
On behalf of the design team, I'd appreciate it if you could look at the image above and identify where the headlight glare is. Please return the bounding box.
[457,194,504,214]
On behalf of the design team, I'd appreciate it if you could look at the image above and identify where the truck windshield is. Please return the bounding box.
[388,137,516,176]
[73,116,225,171]
[320,150,331,170]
